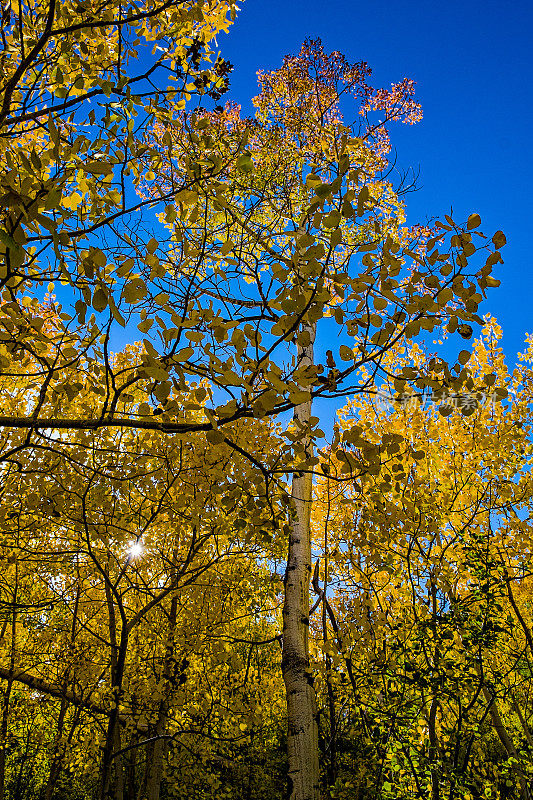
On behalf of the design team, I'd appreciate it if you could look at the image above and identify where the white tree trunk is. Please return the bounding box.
[282,322,320,800]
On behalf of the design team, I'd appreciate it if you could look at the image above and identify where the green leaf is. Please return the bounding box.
[206,429,226,445]
[108,296,125,327]
[439,405,453,416]
[137,319,153,333]
[289,389,311,405]
[0,230,19,249]
[492,230,507,248]
[82,161,113,176]
[236,153,253,173]
[75,299,87,323]
[357,185,370,216]
[457,324,473,339]
[339,345,354,361]
[123,278,147,303]
[330,228,342,247]
[174,347,194,362]
[297,330,311,347]
[467,213,481,230]
[315,183,332,199]
[48,115,59,145]
[92,288,108,313]
[305,173,321,187]
[323,210,341,229]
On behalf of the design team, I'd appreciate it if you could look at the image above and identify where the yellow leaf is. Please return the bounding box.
[62,192,82,210]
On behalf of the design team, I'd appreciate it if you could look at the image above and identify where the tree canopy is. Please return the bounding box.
[1,2,526,800]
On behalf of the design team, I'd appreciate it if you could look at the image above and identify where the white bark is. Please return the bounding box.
[282,322,319,800]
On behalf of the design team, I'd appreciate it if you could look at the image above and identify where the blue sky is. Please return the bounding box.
[219,0,532,366]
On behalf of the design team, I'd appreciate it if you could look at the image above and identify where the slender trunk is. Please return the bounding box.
[322,480,337,788]
[113,726,125,800]
[0,568,17,800]
[324,645,337,788]
[100,626,128,800]
[12,727,31,800]
[482,684,531,800]
[127,737,137,800]
[100,577,128,800]
[428,696,440,800]
[0,679,12,800]
[510,691,533,749]
[45,705,83,800]
[45,584,81,800]
[282,322,319,800]
[145,590,179,800]
[428,581,440,800]
[44,698,68,800]
[136,755,149,800]
[447,580,530,797]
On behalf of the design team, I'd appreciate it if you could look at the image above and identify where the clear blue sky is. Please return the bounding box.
[219,0,532,366]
